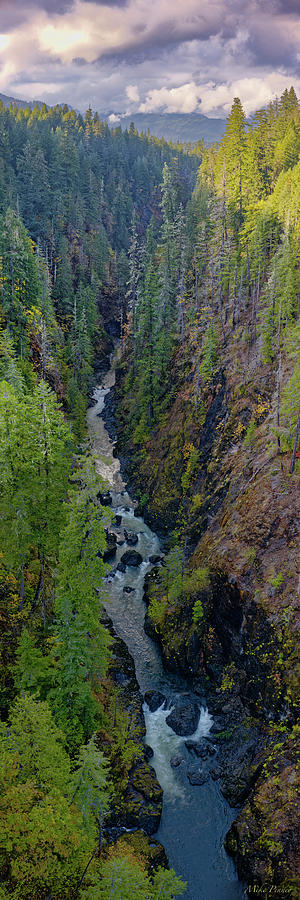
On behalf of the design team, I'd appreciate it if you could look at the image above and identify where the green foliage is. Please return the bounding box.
[220,664,236,692]
[149,552,209,631]
[148,590,169,630]
[0,378,71,605]
[73,735,111,840]
[0,100,196,898]
[13,629,52,697]
[1,82,300,899]
[192,598,204,625]
[181,443,200,494]
[164,560,209,605]
[50,460,111,751]
[81,852,186,899]
[0,693,71,795]
[199,323,218,383]
[279,365,300,452]
[0,779,91,900]
[269,572,285,589]
[190,492,203,514]
[0,694,93,899]
[244,419,257,447]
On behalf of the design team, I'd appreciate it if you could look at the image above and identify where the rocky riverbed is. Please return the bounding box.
[87,364,245,900]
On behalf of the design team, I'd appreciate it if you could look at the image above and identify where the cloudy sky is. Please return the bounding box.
[0,0,299,119]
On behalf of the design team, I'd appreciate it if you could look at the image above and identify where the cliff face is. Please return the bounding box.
[112,321,300,895]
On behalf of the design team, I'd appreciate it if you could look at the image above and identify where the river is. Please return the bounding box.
[87,363,245,900]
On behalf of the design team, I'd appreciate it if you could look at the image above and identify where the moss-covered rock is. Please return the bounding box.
[114,830,168,873]
[131,764,163,803]
[225,727,300,897]
[111,308,300,891]
[98,614,163,837]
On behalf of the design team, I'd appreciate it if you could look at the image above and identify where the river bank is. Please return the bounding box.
[87,363,245,900]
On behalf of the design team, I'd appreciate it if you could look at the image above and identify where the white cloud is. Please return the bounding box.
[108,112,121,124]
[139,81,202,113]
[126,83,139,103]
[199,73,300,116]
[0,1,299,118]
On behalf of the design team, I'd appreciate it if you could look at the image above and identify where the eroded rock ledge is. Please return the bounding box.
[99,613,166,867]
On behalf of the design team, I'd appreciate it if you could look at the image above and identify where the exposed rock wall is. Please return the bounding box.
[109,339,300,895]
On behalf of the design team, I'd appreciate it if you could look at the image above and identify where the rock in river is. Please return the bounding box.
[170,756,185,769]
[121,550,143,567]
[124,764,163,834]
[103,530,117,561]
[114,515,122,526]
[124,529,139,545]
[187,765,209,786]
[166,699,200,736]
[185,739,216,759]
[97,490,112,506]
[144,690,166,712]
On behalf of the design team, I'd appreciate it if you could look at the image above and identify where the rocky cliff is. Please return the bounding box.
[110,321,300,896]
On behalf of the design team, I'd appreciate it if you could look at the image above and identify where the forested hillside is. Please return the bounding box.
[113,87,300,894]
[106,112,226,146]
[0,85,299,898]
[0,99,196,899]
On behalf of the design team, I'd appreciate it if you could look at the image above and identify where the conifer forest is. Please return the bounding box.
[0,81,299,900]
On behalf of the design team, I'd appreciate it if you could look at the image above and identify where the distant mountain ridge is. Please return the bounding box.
[0,92,226,145]
[0,92,46,111]
[104,112,227,145]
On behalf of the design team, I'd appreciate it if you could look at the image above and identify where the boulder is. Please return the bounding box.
[219,738,262,806]
[123,586,135,594]
[210,765,223,781]
[105,529,117,542]
[98,490,112,506]
[131,764,163,804]
[114,515,122,526]
[170,755,184,769]
[149,554,163,565]
[114,831,168,873]
[121,550,143,567]
[144,690,166,712]
[185,739,216,759]
[187,765,209,786]
[166,699,200,736]
[124,529,139,546]
[144,744,154,761]
[124,764,163,834]
[114,671,130,687]
[103,530,117,561]
[117,561,126,573]
[134,505,143,517]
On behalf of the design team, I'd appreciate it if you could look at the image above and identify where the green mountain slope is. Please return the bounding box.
[104,111,226,145]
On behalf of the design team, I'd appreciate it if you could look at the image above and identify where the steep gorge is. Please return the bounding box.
[0,88,299,899]
[98,92,300,895]
[107,313,299,895]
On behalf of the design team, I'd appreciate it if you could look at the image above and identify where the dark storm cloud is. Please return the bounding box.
[0,1,299,117]
[0,0,128,32]
[243,0,300,73]
[272,0,300,13]
[0,0,71,20]
[97,9,238,65]
[245,28,300,72]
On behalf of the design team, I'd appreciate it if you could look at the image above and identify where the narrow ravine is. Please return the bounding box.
[87,364,245,900]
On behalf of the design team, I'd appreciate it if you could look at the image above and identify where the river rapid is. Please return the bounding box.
[87,364,245,900]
